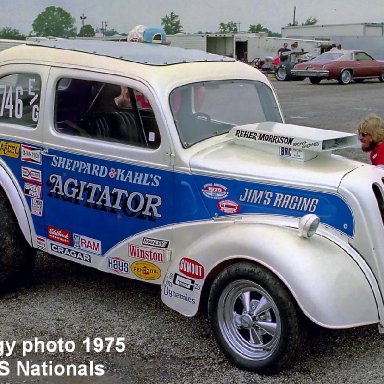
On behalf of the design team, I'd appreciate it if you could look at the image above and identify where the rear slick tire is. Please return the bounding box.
[0,189,36,292]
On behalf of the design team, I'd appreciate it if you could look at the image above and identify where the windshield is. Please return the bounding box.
[170,80,282,148]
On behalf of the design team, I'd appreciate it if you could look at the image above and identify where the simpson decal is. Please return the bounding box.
[202,183,228,199]
[21,144,42,164]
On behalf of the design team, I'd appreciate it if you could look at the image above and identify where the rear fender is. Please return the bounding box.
[162,221,380,328]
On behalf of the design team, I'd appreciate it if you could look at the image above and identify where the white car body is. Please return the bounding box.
[0,38,383,373]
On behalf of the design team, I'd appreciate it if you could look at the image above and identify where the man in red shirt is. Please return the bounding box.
[357,114,384,166]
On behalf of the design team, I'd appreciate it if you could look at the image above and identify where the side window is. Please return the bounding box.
[0,73,41,127]
[54,78,161,149]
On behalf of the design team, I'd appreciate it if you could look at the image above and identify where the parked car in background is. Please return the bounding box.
[291,50,384,84]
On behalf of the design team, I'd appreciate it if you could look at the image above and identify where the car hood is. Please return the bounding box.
[189,122,360,188]
[188,122,361,235]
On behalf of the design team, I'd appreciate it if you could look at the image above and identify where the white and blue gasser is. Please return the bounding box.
[1,38,384,375]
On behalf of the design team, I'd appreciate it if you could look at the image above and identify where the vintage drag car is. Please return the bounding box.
[1,38,384,374]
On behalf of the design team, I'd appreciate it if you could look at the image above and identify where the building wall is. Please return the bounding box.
[282,23,384,38]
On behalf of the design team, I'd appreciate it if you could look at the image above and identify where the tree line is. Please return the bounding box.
[0,6,318,40]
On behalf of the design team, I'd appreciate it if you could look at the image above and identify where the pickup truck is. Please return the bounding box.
[0,37,383,374]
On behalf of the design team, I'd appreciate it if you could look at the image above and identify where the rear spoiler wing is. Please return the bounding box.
[227,122,358,161]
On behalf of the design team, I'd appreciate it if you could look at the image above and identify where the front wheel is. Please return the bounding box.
[208,262,305,374]
[275,66,288,81]
[338,69,352,84]
[379,73,384,82]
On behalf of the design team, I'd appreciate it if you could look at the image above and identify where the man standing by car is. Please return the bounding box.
[357,114,384,166]
[277,42,290,64]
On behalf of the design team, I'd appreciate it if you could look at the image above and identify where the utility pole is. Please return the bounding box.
[292,6,296,26]
[101,21,108,36]
[80,13,87,28]
[79,13,87,36]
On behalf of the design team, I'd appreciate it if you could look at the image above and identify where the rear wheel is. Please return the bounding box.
[379,73,384,82]
[0,189,36,291]
[338,69,352,84]
[208,262,305,374]
[309,78,321,84]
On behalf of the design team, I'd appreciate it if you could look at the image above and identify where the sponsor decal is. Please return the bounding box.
[142,237,169,249]
[47,174,162,221]
[21,144,42,164]
[24,182,42,198]
[22,166,42,184]
[173,272,201,291]
[73,233,102,255]
[202,183,228,199]
[217,199,240,214]
[50,243,91,263]
[31,198,43,216]
[179,258,205,279]
[107,257,130,275]
[0,141,20,158]
[239,188,319,213]
[163,273,196,304]
[47,226,71,246]
[131,261,161,280]
[50,155,161,186]
[128,244,165,263]
[235,129,295,146]
[36,236,46,250]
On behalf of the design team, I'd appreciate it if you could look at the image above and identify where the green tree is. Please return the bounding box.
[161,12,183,34]
[302,16,318,26]
[218,21,238,33]
[0,27,25,40]
[78,24,95,38]
[248,24,269,33]
[32,6,76,37]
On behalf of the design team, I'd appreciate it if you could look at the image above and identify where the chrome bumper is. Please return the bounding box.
[291,69,330,78]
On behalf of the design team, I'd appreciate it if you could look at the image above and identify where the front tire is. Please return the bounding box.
[379,73,384,82]
[0,189,36,291]
[275,66,288,81]
[338,69,352,84]
[208,262,305,374]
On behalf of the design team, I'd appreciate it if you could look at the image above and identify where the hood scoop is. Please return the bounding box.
[227,122,358,161]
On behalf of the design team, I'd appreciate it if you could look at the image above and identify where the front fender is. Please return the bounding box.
[0,161,34,245]
[162,220,380,328]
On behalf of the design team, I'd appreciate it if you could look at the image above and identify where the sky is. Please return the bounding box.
[1,0,384,35]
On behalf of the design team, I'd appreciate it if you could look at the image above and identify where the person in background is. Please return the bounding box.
[357,113,384,166]
[277,42,291,64]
